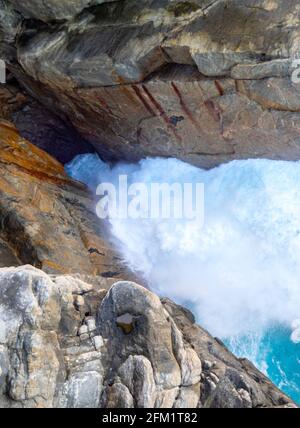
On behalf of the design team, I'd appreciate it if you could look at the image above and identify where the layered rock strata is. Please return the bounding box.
[0,120,128,277]
[1,0,300,168]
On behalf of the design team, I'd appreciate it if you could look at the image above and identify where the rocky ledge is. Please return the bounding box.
[0,120,130,279]
[0,265,296,408]
[2,0,300,168]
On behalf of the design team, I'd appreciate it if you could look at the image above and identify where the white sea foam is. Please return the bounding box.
[291,320,300,344]
[66,155,300,339]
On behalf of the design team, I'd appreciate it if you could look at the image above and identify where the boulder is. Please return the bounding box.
[0,265,296,408]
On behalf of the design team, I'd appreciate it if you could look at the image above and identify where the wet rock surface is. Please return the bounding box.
[0,265,296,408]
[2,0,300,168]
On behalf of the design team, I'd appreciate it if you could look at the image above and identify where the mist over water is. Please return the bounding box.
[66,154,300,402]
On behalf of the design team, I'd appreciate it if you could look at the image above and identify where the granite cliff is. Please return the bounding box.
[0,123,296,408]
[0,0,299,408]
[0,265,296,408]
[0,120,128,278]
[1,0,300,167]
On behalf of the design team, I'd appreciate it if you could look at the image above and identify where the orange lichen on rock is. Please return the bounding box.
[0,120,130,278]
[0,120,83,187]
